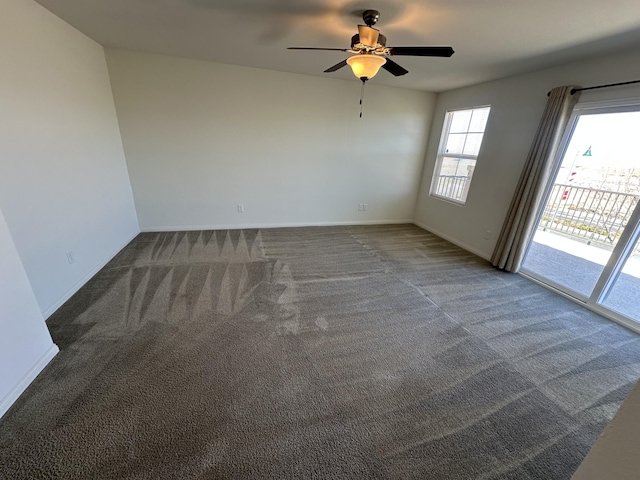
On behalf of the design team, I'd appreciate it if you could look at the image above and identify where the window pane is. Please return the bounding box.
[433,157,477,202]
[463,133,484,155]
[449,110,472,133]
[439,157,476,176]
[445,133,466,155]
[469,107,490,132]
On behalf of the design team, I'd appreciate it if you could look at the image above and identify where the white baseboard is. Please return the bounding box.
[42,230,140,319]
[140,219,415,232]
[412,221,492,261]
[0,344,59,420]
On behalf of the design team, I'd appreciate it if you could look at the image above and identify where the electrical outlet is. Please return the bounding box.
[237,204,244,213]
[358,203,363,211]
[65,251,75,264]
[363,203,368,211]
[483,230,492,240]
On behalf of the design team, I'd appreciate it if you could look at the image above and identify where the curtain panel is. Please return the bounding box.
[491,86,580,272]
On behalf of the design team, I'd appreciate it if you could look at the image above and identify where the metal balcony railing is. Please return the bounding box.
[539,184,640,254]
[434,175,469,201]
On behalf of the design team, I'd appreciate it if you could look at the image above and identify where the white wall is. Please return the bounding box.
[414,48,640,259]
[0,207,58,418]
[571,377,640,479]
[0,0,139,317]
[105,49,435,231]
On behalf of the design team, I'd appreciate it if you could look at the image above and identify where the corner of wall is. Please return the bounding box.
[0,345,58,419]
[413,220,492,261]
[411,91,443,223]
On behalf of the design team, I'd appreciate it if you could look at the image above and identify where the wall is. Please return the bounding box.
[571,376,640,479]
[105,49,435,231]
[0,0,139,317]
[0,207,58,418]
[414,48,640,259]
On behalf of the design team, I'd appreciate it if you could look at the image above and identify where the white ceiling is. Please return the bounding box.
[33,0,640,91]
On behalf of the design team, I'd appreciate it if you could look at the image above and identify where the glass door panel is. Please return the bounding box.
[522,107,640,325]
[523,227,613,298]
[599,232,640,321]
[522,111,640,298]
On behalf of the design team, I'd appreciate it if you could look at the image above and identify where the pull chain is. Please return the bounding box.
[359,78,367,118]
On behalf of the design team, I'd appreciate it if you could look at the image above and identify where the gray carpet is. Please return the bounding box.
[2,224,640,479]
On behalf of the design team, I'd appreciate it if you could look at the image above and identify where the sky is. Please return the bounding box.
[561,111,640,169]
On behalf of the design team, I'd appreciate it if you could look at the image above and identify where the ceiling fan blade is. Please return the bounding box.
[388,46,454,57]
[288,47,350,52]
[357,25,379,47]
[324,60,348,73]
[382,58,408,76]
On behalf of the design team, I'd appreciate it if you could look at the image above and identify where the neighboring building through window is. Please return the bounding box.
[430,106,491,204]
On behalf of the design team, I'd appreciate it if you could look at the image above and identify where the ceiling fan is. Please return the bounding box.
[288,9,454,82]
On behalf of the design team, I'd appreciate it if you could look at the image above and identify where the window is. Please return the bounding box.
[430,106,491,204]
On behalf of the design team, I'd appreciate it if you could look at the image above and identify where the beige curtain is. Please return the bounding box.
[491,86,580,272]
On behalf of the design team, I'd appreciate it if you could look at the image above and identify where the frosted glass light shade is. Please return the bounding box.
[346,55,386,79]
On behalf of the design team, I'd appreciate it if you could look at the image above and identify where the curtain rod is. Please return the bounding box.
[547,79,640,96]
[571,79,640,95]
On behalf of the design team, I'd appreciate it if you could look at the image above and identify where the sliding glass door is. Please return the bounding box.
[521,102,640,327]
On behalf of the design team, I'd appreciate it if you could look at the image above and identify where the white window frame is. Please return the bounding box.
[429,105,491,205]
